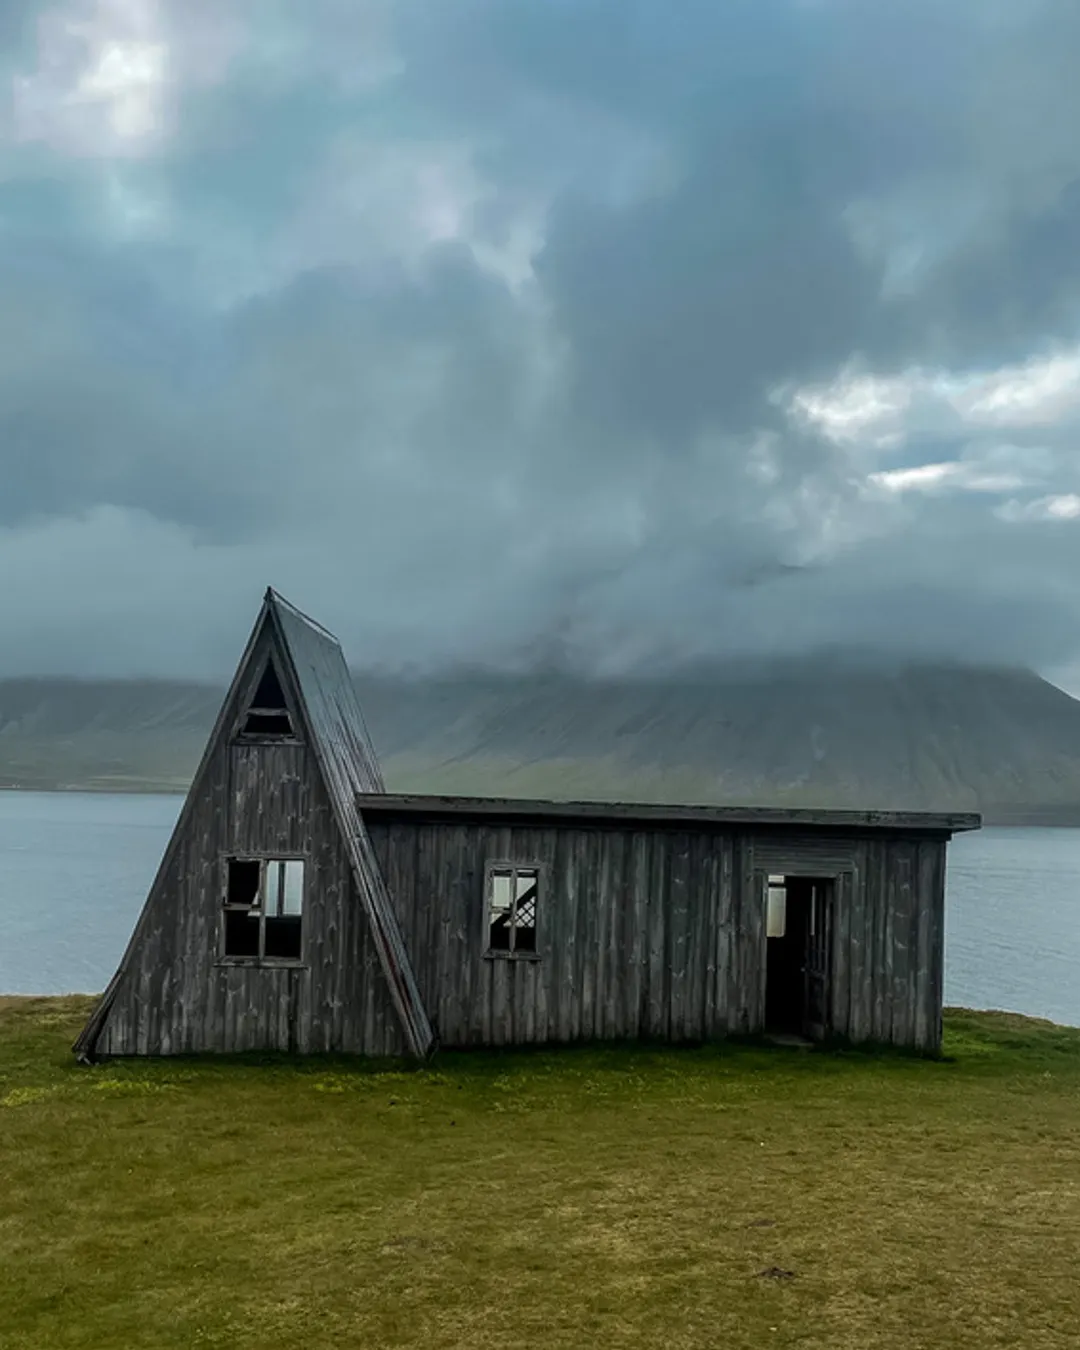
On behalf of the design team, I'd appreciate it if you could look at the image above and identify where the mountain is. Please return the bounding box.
[3,657,1080,823]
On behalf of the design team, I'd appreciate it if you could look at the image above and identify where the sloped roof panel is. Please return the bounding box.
[267,591,435,1058]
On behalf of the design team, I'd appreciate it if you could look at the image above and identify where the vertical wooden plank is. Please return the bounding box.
[556,827,578,1043]
[541,826,563,1044]
[880,839,897,1044]
[914,841,934,1051]
[584,828,606,1040]
[647,832,669,1038]
[886,839,915,1047]
[831,869,852,1041]
[927,839,947,1053]
[868,839,887,1043]
[491,954,511,1046]
[749,865,768,1034]
[709,832,733,1038]
[465,825,490,1047]
[440,823,467,1048]
[426,824,452,1043]
[667,832,691,1041]
[900,840,919,1049]
[516,952,535,1044]
[687,832,714,1041]
[626,833,650,1041]
[600,830,624,1040]
[460,825,486,1048]
[858,842,874,1042]
[532,827,555,1044]
[726,835,744,1035]
[847,840,872,1044]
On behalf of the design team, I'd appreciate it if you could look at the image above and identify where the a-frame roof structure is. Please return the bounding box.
[74,589,435,1061]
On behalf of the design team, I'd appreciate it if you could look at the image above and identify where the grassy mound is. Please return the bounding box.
[2,998,1079,1349]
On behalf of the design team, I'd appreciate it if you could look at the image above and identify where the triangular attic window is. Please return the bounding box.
[241,659,295,737]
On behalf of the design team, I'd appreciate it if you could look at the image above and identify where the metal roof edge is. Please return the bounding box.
[356,792,982,833]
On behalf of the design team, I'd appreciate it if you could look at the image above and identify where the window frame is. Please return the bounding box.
[234,658,301,743]
[482,858,543,962]
[218,854,308,968]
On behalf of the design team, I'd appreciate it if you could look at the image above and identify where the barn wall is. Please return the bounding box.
[366,819,759,1047]
[368,819,947,1054]
[95,631,405,1058]
[749,831,946,1053]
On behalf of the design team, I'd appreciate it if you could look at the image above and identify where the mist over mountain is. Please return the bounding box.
[3,654,1080,824]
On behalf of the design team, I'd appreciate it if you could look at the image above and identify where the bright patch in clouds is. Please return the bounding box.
[785,373,915,449]
[75,32,165,141]
[998,494,1080,524]
[12,0,239,158]
[789,345,1080,452]
[14,0,169,155]
[954,352,1080,428]
[870,462,1029,496]
[785,346,1080,531]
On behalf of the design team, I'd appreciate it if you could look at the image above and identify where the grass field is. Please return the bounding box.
[2,999,1079,1349]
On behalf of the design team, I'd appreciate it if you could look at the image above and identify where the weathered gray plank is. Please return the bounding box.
[831,870,852,1040]
[667,833,691,1040]
[880,839,898,1044]
[628,834,651,1039]
[928,839,947,1052]
[647,833,669,1038]
[888,841,916,1046]
[711,833,734,1037]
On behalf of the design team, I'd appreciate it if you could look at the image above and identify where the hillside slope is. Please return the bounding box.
[3,658,1080,820]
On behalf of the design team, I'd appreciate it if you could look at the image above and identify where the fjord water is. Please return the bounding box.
[0,792,1077,1029]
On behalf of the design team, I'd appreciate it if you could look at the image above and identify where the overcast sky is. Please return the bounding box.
[3,0,1080,689]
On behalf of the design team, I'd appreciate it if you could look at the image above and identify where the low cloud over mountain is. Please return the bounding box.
[5,658,1080,824]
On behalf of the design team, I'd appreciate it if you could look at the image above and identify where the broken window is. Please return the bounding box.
[766,875,787,939]
[240,660,295,737]
[222,857,305,960]
[486,865,539,956]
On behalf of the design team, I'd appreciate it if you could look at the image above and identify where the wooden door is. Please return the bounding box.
[803,881,833,1041]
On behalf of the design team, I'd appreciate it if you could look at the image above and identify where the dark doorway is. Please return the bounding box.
[764,875,833,1040]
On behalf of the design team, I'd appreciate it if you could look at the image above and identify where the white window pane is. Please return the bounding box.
[514,869,538,900]
[513,870,537,931]
[282,860,304,916]
[263,861,283,917]
[490,871,513,915]
[766,886,786,939]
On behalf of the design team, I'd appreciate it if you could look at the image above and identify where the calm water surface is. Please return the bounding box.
[0,792,1077,1028]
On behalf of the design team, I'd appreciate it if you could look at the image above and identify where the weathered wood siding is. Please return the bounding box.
[94,629,405,1058]
[749,831,946,1051]
[367,819,948,1054]
[367,820,752,1046]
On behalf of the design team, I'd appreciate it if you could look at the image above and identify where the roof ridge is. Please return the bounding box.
[265,588,341,647]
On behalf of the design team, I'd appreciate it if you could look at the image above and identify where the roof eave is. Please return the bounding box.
[356,792,982,834]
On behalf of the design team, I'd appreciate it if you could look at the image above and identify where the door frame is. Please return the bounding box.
[755,867,847,1041]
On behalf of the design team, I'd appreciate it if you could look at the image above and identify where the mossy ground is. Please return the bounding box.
[2,997,1079,1349]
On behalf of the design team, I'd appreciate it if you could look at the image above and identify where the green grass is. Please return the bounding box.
[2,1000,1080,1349]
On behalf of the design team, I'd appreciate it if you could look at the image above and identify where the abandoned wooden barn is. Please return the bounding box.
[74,590,981,1063]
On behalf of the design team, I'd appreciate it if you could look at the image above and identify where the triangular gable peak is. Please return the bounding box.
[238,654,297,739]
[74,589,434,1062]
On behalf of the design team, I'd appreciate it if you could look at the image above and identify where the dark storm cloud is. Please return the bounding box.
[3,0,1080,681]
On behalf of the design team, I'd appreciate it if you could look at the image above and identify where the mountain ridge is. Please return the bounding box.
[3,659,1080,824]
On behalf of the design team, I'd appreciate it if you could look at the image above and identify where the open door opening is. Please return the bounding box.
[764,875,834,1041]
